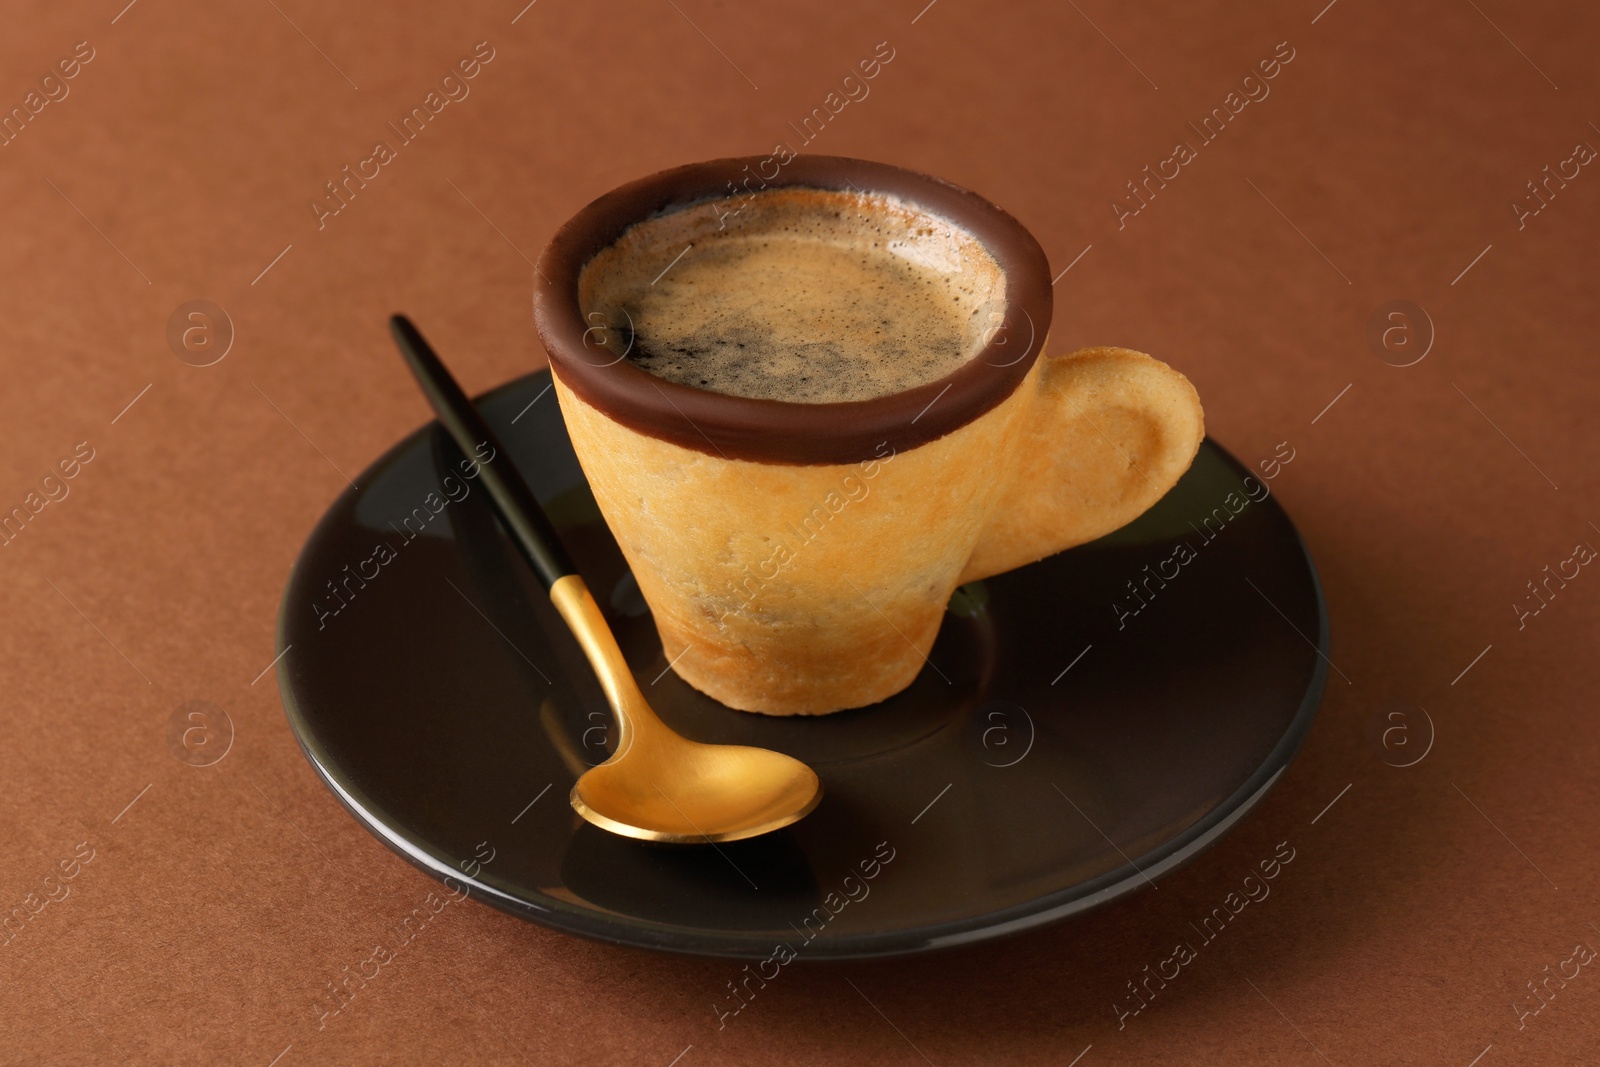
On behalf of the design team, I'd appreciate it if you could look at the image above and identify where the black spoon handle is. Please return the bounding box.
[389,314,577,592]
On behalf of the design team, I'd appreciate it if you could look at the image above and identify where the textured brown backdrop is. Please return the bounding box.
[2,0,1597,1064]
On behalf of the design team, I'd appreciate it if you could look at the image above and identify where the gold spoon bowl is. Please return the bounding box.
[552,574,822,843]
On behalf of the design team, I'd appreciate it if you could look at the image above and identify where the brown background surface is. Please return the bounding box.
[2,0,1597,1064]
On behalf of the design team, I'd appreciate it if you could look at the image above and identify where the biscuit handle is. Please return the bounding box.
[959,346,1205,584]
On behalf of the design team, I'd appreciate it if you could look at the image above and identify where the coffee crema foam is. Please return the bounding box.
[578,187,1007,404]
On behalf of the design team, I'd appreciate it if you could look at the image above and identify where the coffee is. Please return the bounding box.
[578,187,1006,404]
[540,157,1204,714]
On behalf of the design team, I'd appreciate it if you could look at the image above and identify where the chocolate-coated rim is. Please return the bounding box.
[533,155,1053,466]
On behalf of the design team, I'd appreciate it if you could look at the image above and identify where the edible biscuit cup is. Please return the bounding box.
[535,156,1204,716]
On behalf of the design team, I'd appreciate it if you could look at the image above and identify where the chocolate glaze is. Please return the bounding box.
[533,156,1053,466]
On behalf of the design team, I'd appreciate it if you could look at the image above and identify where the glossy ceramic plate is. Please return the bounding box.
[277,370,1327,960]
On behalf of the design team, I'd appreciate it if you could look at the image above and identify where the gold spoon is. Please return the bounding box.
[391,316,822,844]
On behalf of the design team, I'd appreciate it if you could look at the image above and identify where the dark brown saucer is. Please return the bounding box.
[276,369,1327,960]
